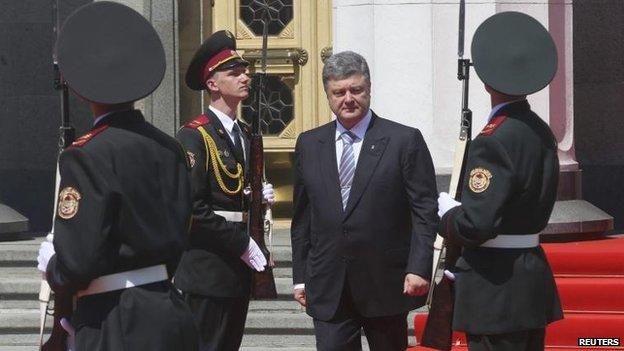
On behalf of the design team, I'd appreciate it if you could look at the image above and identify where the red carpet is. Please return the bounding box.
[410,236,624,350]
[407,346,623,350]
[542,237,624,275]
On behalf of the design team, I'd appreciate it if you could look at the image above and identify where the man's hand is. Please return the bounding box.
[37,241,55,273]
[437,192,461,218]
[262,182,275,206]
[293,287,306,307]
[240,238,267,272]
[403,273,430,296]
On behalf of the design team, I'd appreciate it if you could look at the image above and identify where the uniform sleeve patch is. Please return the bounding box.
[57,187,81,219]
[469,167,492,193]
[184,115,210,129]
[71,124,108,147]
[479,116,507,136]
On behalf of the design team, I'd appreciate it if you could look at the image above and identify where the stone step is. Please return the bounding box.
[0,331,417,350]
[0,308,420,333]
[0,309,315,334]
[0,330,417,350]
[0,266,296,299]
[0,230,294,267]
[0,238,40,266]
[0,299,304,312]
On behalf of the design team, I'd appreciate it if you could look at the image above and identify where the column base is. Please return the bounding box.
[541,168,614,242]
[0,204,29,239]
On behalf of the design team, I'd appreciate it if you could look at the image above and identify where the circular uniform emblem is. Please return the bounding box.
[186,151,196,168]
[57,187,82,219]
[469,168,493,193]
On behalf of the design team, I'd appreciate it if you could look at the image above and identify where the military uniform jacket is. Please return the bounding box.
[46,110,198,350]
[439,100,563,334]
[174,109,252,297]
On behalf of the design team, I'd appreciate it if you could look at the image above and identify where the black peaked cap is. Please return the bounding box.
[185,30,249,91]
[56,1,166,104]
[471,11,558,96]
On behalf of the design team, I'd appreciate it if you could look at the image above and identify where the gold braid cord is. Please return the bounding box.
[197,126,244,195]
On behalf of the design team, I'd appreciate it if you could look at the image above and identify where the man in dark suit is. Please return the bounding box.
[173,30,275,351]
[291,51,439,351]
[437,12,563,350]
[36,2,198,350]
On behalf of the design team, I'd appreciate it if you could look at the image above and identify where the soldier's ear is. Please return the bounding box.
[206,77,219,93]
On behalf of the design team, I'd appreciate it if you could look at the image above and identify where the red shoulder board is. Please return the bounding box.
[71,124,108,147]
[184,114,210,129]
[479,115,507,136]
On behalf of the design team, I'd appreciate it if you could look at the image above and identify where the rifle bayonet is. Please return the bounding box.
[247,1,278,300]
[421,1,473,349]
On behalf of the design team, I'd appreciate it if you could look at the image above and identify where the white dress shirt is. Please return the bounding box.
[293,109,373,291]
[209,105,246,159]
[334,109,372,170]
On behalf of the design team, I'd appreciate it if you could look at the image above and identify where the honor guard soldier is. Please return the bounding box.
[437,12,563,350]
[174,30,275,351]
[36,2,198,350]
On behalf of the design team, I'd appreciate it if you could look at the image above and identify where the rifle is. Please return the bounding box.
[247,2,278,299]
[421,0,472,349]
[40,1,75,349]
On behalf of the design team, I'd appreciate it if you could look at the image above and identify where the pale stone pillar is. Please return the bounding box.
[333,0,613,235]
[332,0,564,174]
[97,0,180,136]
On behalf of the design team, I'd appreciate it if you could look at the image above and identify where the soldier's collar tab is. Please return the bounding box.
[71,124,109,147]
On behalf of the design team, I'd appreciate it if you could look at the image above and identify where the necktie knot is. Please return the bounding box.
[341,131,357,145]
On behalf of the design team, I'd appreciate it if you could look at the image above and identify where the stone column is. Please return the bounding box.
[333,0,612,238]
[99,0,180,136]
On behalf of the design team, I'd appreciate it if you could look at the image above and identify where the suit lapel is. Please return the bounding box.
[205,110,246,167]
[343,113,388,220]
[317,122,344,214]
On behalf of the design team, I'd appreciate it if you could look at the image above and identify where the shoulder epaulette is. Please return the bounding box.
[479,115,507,136]
[71,124,108,147]
[184,114,210,129]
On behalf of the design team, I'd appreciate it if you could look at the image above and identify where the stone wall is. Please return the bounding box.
[0,0,93,231]
[574,0,624,229]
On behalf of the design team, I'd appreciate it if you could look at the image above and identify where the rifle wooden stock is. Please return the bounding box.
[41,288,72,351]
[248,134,278,299]
[421,243,461,350]
[421,48,472,348]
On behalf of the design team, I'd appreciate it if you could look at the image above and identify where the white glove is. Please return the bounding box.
[262,183,275,205]
[437,192,461,218]
[443,269,456,282]
[60,317,76,351]
[37,241,55,273]
[240,238,267,272]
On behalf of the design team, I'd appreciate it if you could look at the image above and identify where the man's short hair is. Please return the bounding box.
[322,51,371,90]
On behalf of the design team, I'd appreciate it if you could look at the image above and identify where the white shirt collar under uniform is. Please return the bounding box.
[93,109,132,126]
[334,109,373,170]
[486,99,525,122]
[209,105,246,156]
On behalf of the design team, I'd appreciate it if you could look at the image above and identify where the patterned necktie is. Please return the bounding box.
[339,131,357,210]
